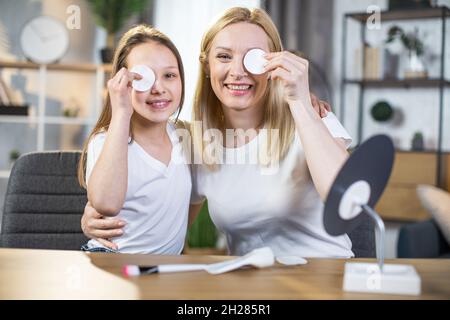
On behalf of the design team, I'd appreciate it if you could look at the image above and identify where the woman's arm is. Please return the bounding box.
[265,52,348,201]
[87,68,140,216]
[80,201,204,250]
[291,103,348,201]
[81,202,126,250]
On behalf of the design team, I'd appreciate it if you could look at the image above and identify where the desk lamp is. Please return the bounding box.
[324,135,421,295]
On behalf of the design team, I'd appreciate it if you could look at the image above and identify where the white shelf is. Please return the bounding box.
[0,116,96,125]
[44,117,94,125]
[0,115,38,124]
[0,60,112,73]
[0,61,107,152]
[0,170,10,179]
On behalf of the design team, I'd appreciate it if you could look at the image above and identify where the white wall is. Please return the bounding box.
[153,0,261,121]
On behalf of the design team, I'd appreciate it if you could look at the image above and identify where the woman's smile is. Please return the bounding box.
[224,82,254,96]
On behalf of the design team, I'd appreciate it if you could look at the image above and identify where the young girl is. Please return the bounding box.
[77,25,191,254]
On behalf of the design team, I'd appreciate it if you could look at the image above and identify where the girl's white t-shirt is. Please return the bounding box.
[86,122,191,254]
[191,112,355,258]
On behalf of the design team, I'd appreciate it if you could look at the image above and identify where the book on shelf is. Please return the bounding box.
[0,76,11,104]
[0,105,29,115]
[353,45,381,80]
[0,75,29,115]
[363,45,381,80]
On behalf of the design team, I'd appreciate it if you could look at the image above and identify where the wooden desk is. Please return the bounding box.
[0,248,449,299]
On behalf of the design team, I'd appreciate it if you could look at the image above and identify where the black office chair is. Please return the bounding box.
[398,219,450,258]
[0,151,88,250]
[348,214,376,258]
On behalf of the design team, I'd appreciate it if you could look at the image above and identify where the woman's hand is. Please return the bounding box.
[81,202,126,250]
[107,67,142,118]
[264,51,315,112]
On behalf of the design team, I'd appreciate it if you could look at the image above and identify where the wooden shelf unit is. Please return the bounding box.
[344,78,450,88]
[346,6,450,22]
[341,6,450,221]
[375,151,450,221]
[0,60,112,178]
[0,60,112,73]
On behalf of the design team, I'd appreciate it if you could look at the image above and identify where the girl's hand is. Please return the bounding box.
[107,67,142,118]
[81,201,126,251]
[264,51,313,109]
[310,93,331,118]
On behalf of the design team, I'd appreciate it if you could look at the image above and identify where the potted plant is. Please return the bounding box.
[386,26,427,78]
[62,97,80,118]
[87,0,150,63]
[411,132,424,151]
[9,149,20,168]
[371,101,394,122]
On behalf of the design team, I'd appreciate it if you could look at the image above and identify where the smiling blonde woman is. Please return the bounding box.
[188,7,354,258]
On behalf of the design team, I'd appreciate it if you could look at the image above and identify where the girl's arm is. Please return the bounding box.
[265,52,348,201]
[87,68,140,216]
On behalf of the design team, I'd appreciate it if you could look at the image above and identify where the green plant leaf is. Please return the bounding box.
[385,26,425,56]
[87,0,150,34]
[371,101,393,122]
[386,25,403,43]
[9,150,20,161]
[187,201,218,248]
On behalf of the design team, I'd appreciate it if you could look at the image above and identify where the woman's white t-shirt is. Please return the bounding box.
[86,122,191,254]
[191,112,355,258]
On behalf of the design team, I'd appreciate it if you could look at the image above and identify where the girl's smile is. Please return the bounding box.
[145,99,172,110]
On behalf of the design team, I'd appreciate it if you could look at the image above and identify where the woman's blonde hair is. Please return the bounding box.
[191,7,295,169]
[77,24,185,188]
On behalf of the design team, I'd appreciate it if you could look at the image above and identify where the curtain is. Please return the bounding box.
[264,0,334,104]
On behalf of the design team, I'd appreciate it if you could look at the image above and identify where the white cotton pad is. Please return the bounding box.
[243,48,267,75]
[130,65,155,92]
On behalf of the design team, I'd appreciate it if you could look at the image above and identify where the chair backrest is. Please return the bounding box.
[398,219,450,258]
[348,213,376,258]
[0,151,88,250]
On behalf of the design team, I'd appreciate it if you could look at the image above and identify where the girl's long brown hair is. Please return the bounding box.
[77,24,185,188]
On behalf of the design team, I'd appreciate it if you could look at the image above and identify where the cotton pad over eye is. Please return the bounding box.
[130,65,155,92]
[243,48,267,75]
